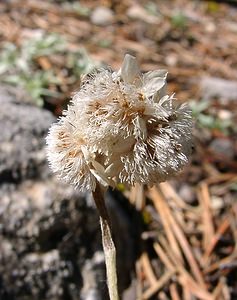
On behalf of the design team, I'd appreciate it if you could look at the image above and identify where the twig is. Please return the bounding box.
[92,184,119,300]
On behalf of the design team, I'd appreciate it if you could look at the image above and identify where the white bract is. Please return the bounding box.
[46,54,192,191]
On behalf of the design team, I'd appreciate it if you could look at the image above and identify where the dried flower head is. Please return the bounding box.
[46,54,192,191]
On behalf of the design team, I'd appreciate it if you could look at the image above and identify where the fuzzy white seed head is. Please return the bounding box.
[46,54,192,192]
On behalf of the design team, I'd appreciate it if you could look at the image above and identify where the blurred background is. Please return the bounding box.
[0,0,236,299]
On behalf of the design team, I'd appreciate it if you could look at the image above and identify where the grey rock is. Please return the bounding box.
[122,278,137,300]
[0,86,55,182]
[90,7,114,26]
[0,179,103,300]
[179,184,196,204]
[209,138,235,159]
[0,86,137,299]
[200,77,237,102]
[81,251,105,300]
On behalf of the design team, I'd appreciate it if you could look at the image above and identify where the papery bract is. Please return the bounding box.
[46,54,192,191]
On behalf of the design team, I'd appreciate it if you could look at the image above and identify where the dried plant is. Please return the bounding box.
[46,54,192,300]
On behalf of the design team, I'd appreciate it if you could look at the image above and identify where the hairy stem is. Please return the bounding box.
[93,184,119,300]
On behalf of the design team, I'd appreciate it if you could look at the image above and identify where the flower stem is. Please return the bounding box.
[92,184,119,300]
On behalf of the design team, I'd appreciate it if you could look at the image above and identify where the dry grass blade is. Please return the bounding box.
[158,291,170,300]
[140,252,157,287]
[158,236,213,300]
[204,174,237,186]
[153,242,176,272]
[183,288,192,300]
[135,260,143,300]
[148,187,184,265]
[159,182,196,212]
[230,205,237,246]
[212,279,224,300]
[213,277,231,300]
[204,253,237,274]
[130,183,145,210]
[142,270,174,300]
[203,218,230,265]
[222,279,231,300]
[178,274,213,300]
[150,186,206,287]
[170,283,181,300]
[197,182,215,253]
[158,183,188,230]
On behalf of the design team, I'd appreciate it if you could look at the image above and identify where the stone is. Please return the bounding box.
[0,86,55,182]
[0,86,138,299]
[127,4,159,24]
[90,7,114,26]
[200,77,237,103]
[209,138,235,160]
[179,184,196,204]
